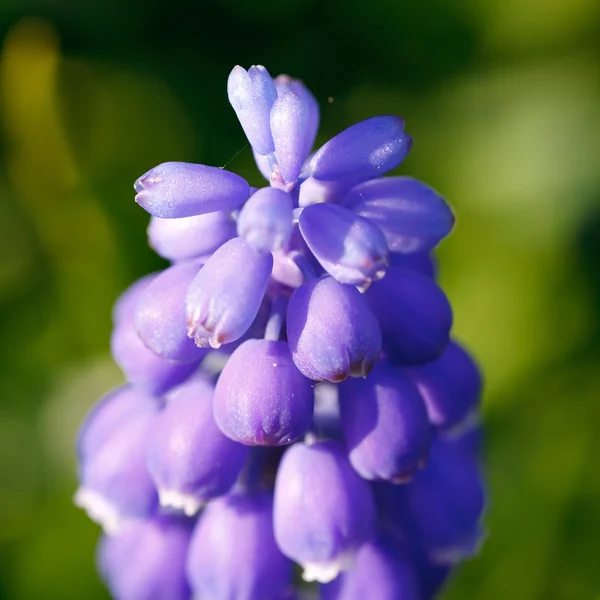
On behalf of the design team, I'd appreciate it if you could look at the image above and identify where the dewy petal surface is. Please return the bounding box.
[344,177,455,253]
[299,202,389,287]
[185,237,273,348]
[286,276,381,382]
[134,162,249,218]
[308,116,411,184]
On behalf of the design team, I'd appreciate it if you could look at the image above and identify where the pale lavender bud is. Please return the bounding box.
[134,162,249,218]
[186,237,273,348]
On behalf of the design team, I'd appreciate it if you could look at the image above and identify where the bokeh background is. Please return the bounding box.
[1,0,600,598]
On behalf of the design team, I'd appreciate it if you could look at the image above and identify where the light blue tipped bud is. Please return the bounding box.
[213,339,314,446]
[134,162,250,218]
[185,237,273,348]
[274,74,320,160]
[365,265,453,365]
[148,211,237,262]
[338,363,430,482]
[146,375,249,516]
[75,388,161,533]
[134,260,208,363]
[299,202,389,287]
[321,536,420,600]
[270,91,308,184]
[273,439,376,583]
[344,177,455,253]
[98,515,192,600]
[237,187,294,253]
[308,116,411,184]
[186,491,293,600]
[286,276,381,382]
[228,65,277,155]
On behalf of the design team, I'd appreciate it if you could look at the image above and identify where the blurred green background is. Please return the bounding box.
[1,0,599,598]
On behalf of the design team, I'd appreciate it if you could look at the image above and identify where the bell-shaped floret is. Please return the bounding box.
[186,490,293,600]
[365,265,452,365]
[134,162,249,218]
[321,535,420,600]
[134,260,207,363]
[147,211,236,262]
[299,203,389,288]
[338,363,430,482]
[97,515,192,600]
[185,237,273,348]
[237,187,294,253]
[344,177,454,254]
[75,388,161,534]
[286,276,381,382]
[270,91,308,184]
[390,252,437,280]
[405,340,482,430]
[228,65,278,155]
[308,116,411,184]
[213,339,314,446]
[273,439,376,583]
[112,273,158,325]
[146,375,249,516]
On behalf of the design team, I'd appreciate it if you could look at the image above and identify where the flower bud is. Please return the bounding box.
[321,536,420,600]
[186,237,273,348]
[146,375,249,516]
[365,265,452,365]
[344,177,454,254]
[134,162,249,218]
[237,187,294,253]
[213,339,314,446]
[299,203,389,287]
[98,515,192,600]
[186,491,293,600]
[308,116,411,184]
[228,65,277,155]
[390,251,437,280]
[286,276,381,382]
[270,91,308,184]
[338,363,430,482]
[273,439,376,583]
[135,260,207,363]
[405,340,482,430]
[147,211,237,262]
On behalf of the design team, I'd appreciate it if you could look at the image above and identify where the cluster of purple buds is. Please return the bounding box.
[75,64,486,600]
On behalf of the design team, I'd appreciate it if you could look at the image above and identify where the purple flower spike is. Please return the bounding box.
[308,116,411,184]
[75,390,161,533]
[405,340,482,430]
[148,211,237,262]
[228,65,278,155]
[186,490,293,600]
[365,265,452,365]
[299,203,389,287]
[271,91,308,184]
[111,273,158,325]
[286,276,381,382]
[321,536,420,600]
[237,187,294,253]
[390,251,437,280]
[146,374,249,516]
[273,439,376,583]
[213,339,314,446]
[134,162,249,218]
[134,260,207,363]
[344,177,455,254]
[98,515,192,600]
[274,74,320,159]
[338,363,430,482]
[186,237,273,348]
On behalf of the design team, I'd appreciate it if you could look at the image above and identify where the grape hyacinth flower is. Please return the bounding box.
[75,64,486,600]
